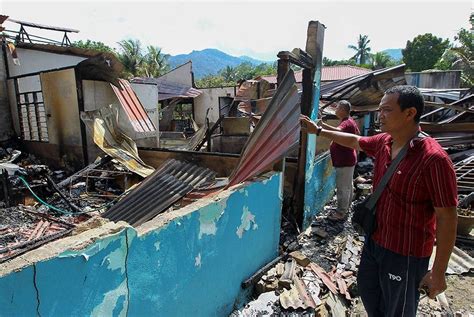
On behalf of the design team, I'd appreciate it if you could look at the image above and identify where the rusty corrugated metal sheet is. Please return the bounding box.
[111,79,156,133]
[103,159,216,226]
[227,69,300,187]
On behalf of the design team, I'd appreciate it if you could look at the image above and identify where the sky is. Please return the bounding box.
[1,0,472,61]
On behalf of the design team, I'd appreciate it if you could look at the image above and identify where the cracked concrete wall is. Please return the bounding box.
[0,172,282,316]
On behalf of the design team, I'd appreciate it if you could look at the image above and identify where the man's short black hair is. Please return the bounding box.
[337,100,351,113]
[384,85,424,123]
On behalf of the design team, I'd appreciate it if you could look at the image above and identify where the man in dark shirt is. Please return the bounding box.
[319,100,360,221]
[301,86,457,316]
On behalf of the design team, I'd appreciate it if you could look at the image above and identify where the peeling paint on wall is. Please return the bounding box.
[154,240,161,251]
[238,188,249,196]
[102,243,126,274]
[303,151,336,228]
[236,206,257,238]
[0,173,283,316]
[198,197,228,239]
[195,253,202,268]
[91,280,128,317]
[58,234,117,261]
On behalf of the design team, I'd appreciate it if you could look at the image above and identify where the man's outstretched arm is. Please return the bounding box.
[300,115,362,151]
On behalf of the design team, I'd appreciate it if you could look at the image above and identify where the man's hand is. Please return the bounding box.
[300,115,319,134]
[419,270,447,299]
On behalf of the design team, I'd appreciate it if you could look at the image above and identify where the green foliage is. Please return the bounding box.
[348,35,372,65]
[323,57,357,66]
[196,61,276,88]
[402,33,450,72]
[73,40,116,54]
[117,39,169,78]
[434,14,474,87]
[322,57,373,70]
[371,52,397,70]
[195,75,235,88]
[142,45,170,77]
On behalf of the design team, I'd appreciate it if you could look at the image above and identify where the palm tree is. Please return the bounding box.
[348,35,372,65]
[371,52,395,70]
[117,40,170,78]
[117,39,144,78]
[142,46,169,77]
[220,66,236,82]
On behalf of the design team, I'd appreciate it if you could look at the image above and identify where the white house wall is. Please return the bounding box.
[130,82,159,131]
[17,75,41,92]
[6,48,86,78]
[159,62,193,86]
[82,80,158,159]
[194,86,236,125]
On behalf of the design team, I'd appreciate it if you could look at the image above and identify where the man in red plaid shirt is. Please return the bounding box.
[301,86,458,316]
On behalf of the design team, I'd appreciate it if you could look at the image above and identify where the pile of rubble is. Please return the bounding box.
[0,142,222,263]
[0,146,130,263]
[234,201,366,316]
[235,190,474,316]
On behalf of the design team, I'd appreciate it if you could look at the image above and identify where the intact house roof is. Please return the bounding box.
[258,65,372,84]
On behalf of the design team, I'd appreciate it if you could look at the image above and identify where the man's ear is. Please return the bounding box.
[405,107,417,121]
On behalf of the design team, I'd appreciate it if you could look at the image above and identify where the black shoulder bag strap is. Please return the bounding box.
[365,141,410,211]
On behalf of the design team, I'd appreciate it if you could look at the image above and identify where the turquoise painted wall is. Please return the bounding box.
[303,55,337,228]
[0,173,283,317]
[303,151,336,228]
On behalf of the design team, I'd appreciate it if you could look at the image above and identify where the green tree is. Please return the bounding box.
[436,22,474,87]
[220,66,237,82]
[195,75,234,88]
[117,39,169,78]
[117,39,144,78]
[402,33,450,72]
[348,34,372,65]
[141,46,169,77]
[371,52,397,70]
[323,57,357,66]
[253,62,277,76]
[73,40,115,54]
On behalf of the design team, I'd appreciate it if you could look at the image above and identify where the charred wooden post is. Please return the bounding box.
[293,21,326,228]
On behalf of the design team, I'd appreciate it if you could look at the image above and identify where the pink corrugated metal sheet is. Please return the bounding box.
[227,69,300,187]
[111,79,156,133]
[322,65,371,81]
[260,65,371,84]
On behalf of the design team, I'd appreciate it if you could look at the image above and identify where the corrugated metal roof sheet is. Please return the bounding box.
[322,65,372,81]
[131,77,202,101]
[419,88,469,102]
[103,159,216,226]
[227,69,300,187]
[8,18,80,33]
[260,65,372,84]
[320,64,407,111]
[111,79,156,133]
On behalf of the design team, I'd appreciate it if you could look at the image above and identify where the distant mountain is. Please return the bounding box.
[382,48,403,61]
[168,48,270,79]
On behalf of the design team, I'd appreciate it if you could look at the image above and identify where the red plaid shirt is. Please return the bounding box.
[330,117,360,167]
[359,133,458,257]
